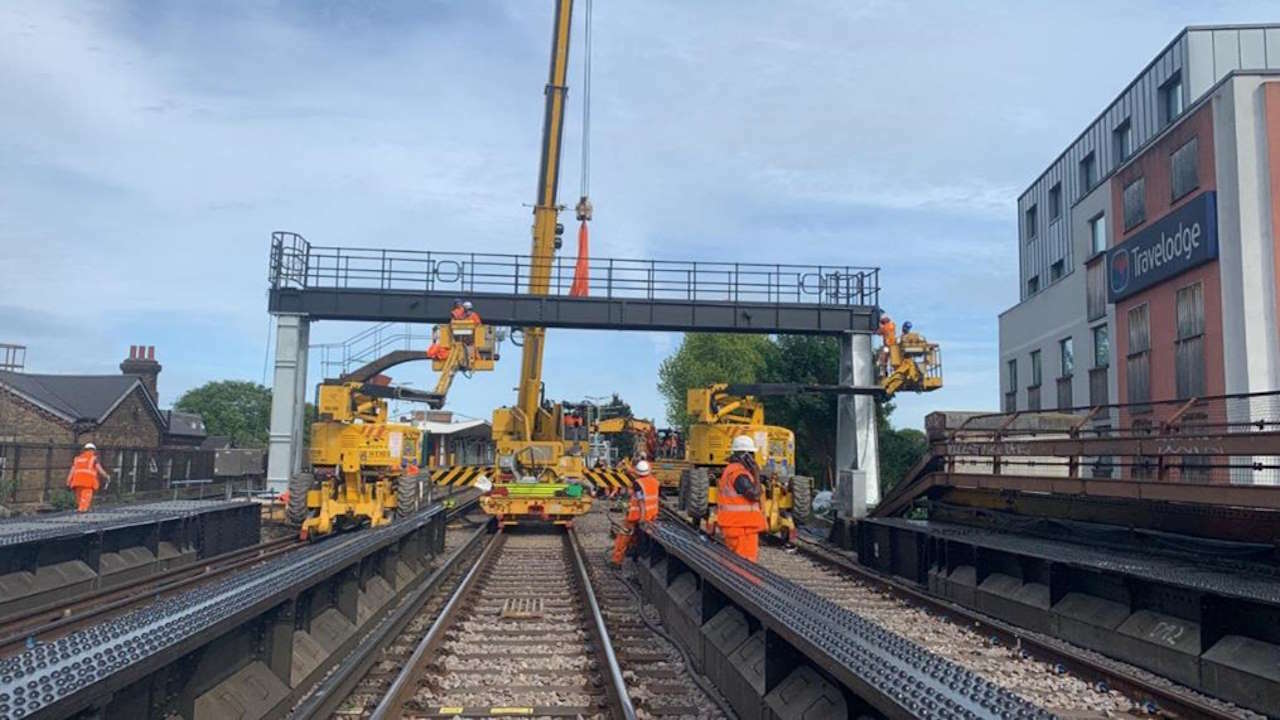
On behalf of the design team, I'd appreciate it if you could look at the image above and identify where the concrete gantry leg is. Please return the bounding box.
[267,314,310,495]
[835,332,880,520]
[851,332,881,506]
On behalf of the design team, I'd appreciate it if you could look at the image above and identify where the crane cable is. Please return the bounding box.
[570,0,593,297]
[579,0,592,202]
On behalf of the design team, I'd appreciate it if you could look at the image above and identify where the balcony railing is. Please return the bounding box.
[269,231,879,308]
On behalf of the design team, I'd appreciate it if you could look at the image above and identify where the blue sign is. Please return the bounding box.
[1107,191,1218,302]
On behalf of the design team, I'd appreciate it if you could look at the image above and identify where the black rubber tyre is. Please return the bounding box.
[396,471,419,519]
[686,467,709,522]
[790,475,813,525]
[286,472,313,526]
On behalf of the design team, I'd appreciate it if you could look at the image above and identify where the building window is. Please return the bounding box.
[1171,137,1199,201]
[1160,73,1184,127]
[1112,119,1132,164]
[1025,204,1038,240]
[1090,325,1110,408]
[1079,152,1097,194]
[1050,259,1065,282]
[1086,261,1106,321]
[1027,275,1040,295]
[1049,183,1062,221]
[1089,213,1107,255]
[1057,337,1074,409]
[1093,324,1110,368]
[1030,349,1042,387]
[1005,359,1017,412]
[1126,304,1151,404]
[1123,177,1146,230]
[1175,282,1206,398]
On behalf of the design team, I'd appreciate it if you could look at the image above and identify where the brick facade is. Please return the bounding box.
[76,387,164,448]
[0,389,72,444]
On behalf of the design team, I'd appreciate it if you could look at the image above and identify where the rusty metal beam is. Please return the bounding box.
[937,430,1280,458]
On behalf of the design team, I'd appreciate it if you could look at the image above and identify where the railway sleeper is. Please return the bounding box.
[638,520,1054,720]
[857,516,1280,717]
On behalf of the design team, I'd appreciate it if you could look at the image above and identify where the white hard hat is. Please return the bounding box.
[730,435,757,453]
[83,442,97,451]
[462,301,473,309]
[634,460,651,475]
[473,474,492,492]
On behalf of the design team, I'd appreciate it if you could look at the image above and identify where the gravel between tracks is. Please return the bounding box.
[757,544,1261,718]
[575,505,731,720]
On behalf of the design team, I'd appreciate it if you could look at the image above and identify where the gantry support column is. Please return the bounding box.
[266,314,310,494]
[835,332,880,520]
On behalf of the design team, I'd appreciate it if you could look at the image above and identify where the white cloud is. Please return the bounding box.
[3,0,1267,423]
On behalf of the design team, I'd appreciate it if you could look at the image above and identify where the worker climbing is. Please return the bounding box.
[713,435,766,562]
[66,442,110,512]
[611,459,659,565]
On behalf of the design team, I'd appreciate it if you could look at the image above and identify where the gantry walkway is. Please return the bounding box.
[267,232,880,334]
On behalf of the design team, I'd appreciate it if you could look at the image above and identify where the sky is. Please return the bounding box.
[1,1,1272,430]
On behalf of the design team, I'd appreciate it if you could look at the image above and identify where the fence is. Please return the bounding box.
[269,231,880,308]
[927,390,1280,485]
[0,443,264,508]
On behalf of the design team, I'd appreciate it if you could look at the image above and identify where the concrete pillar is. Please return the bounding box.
[267,314,310,494]
[851,333,881,506]
[835,332,880,518]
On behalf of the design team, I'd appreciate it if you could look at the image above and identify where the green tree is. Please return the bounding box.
[760,335,839,480]
[175,381,273,447]
[876,401,928,496]
[656,334,774,427]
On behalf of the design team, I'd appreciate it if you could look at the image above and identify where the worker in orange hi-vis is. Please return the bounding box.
[611,460,659,566]
[715,436,766,562]
[876,314,897,376]
[450,298,466,320]
[460,300,481,324]
[66,443,109,512]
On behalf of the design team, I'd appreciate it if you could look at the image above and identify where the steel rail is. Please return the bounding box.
[369,530,506,720]
[369,527,637,720]
[0,535,304,656]
[0,501,461,720]
[567,527,638,720]
[793,533,1242,720]
[646,512,1050,720]
[289,520,492,719]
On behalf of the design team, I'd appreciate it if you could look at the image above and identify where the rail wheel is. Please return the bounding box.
[686,467,709,523]
[396,472,419,518]
[286,472,313,525]
[790,475,813,525]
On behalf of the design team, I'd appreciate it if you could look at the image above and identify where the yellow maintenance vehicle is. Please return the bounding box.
[675,327,944,541]
[675,384,811,543]
[479,0,594,526]
[291,316,498,539]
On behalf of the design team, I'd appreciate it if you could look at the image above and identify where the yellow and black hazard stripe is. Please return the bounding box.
[430,465,495,487]
[581,467,634,492]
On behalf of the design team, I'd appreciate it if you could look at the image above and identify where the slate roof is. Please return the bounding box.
[165,410,207,438]
[0,371,152,423]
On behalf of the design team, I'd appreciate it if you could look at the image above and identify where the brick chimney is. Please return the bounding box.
[120,345,162,403]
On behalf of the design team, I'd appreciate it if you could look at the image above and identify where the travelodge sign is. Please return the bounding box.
[1107,190,1218,302]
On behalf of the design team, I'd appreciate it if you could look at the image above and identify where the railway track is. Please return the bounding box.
[0,533,305,657]
[365,527,634,719]
[781,532,1259,719]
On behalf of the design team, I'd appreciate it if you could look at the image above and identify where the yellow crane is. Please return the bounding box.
[481,0,594,525]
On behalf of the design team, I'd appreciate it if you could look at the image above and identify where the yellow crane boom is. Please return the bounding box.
[513,0,574,440]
